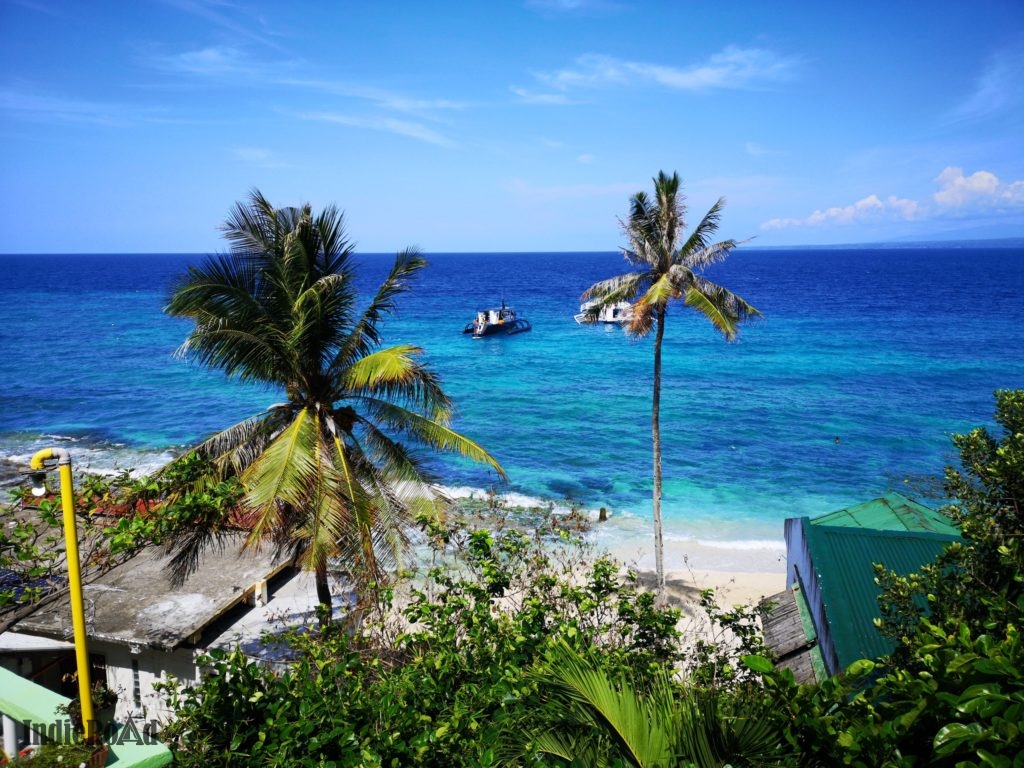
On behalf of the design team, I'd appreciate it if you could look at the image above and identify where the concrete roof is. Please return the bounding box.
[204,569,353,662]
[12,536,292,651]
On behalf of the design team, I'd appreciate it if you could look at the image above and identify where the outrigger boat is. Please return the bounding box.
[463,301,532,338]
[574,300,633,325]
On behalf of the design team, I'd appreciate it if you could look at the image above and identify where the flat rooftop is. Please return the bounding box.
[13,536,291,651]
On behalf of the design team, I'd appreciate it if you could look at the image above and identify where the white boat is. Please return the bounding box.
[462,301,532,338]
[574,300,633,325]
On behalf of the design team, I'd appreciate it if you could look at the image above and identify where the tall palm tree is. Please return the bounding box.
[164,189,504,617]
[582,172,760,602]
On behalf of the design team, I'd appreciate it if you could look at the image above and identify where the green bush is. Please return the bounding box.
[159,510,685,767]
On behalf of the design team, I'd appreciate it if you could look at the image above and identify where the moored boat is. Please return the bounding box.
[574,300,633,325]
[463,301,532,338]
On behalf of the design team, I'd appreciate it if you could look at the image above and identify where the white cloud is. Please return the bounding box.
[529,46,800,96]
[577,153,595,164]
[887,196,924,219]
[762,166,1024,231]
[761,194,922,230]
[630,46,798,90]
[933,166,1024,207]
[296,111,454,146]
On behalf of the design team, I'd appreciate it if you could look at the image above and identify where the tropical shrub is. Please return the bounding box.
[158,508,685,767]
[760,389,1024,767]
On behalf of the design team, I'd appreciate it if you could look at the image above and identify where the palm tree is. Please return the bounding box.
[582,172,760,602]
[164,189,504,617]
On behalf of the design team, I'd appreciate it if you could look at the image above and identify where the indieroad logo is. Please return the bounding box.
[19,714,161,746]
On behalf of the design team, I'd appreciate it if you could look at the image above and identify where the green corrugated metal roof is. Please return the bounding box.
[805,521,959,668]
[811,492,958,535]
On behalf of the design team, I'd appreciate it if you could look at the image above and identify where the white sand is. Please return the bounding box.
[604,532,788,609]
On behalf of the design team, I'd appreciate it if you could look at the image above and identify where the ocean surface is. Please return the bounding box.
[1,247,1022,571]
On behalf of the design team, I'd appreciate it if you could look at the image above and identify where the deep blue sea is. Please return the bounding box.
[1,247,1022,570]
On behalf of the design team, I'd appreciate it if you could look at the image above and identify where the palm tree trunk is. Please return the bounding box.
[652,304,666,605]
[315,563,333,626]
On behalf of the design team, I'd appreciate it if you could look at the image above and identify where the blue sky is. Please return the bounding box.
[1,0,1022,253]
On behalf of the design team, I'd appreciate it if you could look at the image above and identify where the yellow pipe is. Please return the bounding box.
[29,448,97,743]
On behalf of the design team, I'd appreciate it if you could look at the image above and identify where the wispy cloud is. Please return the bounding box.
[761,166,1024,230]
[0,85,133,126]
[296,111,454,146]
[525,0,620,12]
[148,52,465,144]
[510,86,574,105]
[280,79,466,116]
[8,0,62,17]
[515,45,800,104]
[508,177,635,202]
[744,141,784,157]
[159,0,289,54]
[949,48,1024,123]
[232,147,292,169]
[152,45,271,78]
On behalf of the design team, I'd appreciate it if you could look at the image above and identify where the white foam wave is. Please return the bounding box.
[695,538,786,552]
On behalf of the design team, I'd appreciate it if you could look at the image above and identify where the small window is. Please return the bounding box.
[131,659,142,708]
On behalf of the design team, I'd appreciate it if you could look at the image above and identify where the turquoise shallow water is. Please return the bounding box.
[1,247,1022,568]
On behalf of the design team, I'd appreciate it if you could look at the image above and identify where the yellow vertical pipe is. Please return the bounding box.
[30,448,97,742]
[58,461,97,742]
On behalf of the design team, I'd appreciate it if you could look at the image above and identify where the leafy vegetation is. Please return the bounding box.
[157,507,687,767]
[153,390,1023,766]
[759,389,1024,767]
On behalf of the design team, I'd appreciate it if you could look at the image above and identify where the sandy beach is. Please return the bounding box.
[604,532,788,610]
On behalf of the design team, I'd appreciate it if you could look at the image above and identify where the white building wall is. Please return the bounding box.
[92,640,200,725]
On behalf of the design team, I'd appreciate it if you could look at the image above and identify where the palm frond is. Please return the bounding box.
[241,408,320,544]
[531,641,674,768]
[355,416,429,478]
[312,203,356,276]
[359,399,507,480]
[338,344,453,418]
[166,254,292,383]
[163,525,235,588]
[327,435,388,581]
[288,452,350,576]
[683,279,762,341]
[219,189,281,254]
[331,248,427,372]
[581,270,650,303]
[674,197,724,263]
